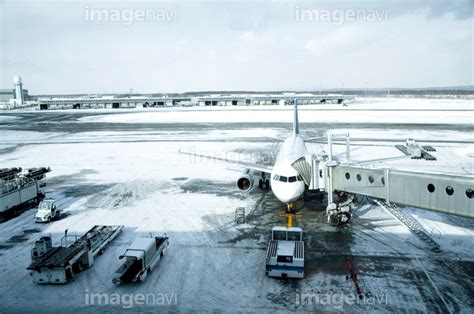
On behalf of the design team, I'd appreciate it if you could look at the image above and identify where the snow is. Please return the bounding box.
[80,107,474,125]
[0,131,61,144]
[0,115,17,122]
[329,128,474,143]
[0,97,473,312]
[77,98,474,125]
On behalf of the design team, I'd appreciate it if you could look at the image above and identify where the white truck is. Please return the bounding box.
[35,199,60,223]
[0,167,50,220]
[265,226,304,279]
[113,235,169,285]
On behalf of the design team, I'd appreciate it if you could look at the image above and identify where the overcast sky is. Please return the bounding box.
[0,0,472,94]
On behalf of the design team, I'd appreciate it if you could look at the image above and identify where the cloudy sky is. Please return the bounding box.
[0,0,472,94]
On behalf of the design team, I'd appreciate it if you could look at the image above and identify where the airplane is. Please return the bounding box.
[180,100,310,212]
[179,100,473,226]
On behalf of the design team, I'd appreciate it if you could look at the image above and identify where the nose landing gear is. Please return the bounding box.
[286,202,295,213]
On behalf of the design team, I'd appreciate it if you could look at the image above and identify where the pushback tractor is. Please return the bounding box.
[265,226,304,279]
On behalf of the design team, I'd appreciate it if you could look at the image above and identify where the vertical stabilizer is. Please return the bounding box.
[293,99,299,135]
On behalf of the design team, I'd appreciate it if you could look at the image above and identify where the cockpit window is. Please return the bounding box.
[278,176,288,182]
[274,175,304,183]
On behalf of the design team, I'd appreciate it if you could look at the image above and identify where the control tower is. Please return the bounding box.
[13,76,24,106]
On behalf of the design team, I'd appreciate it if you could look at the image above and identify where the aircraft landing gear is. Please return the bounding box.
[258,172,270,190]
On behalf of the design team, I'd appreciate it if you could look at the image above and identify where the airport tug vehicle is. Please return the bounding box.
[113,234,169,285]
[35,199,60,222]
[265,215,304,279]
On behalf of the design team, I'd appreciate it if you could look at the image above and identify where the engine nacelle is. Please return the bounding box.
[236,169,254,192]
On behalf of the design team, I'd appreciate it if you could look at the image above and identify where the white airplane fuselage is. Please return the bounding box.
[270,134,307,204]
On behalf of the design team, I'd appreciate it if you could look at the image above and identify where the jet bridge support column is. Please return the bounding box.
[326,133,336,216]
[324,133,353,225]
[384,169,390,204]
[309,155,320,190]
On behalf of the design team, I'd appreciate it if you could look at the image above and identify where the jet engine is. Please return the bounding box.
[236,169,254,192]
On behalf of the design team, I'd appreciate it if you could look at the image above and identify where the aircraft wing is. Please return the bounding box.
[179,150,273,173]
[305,136,327,143]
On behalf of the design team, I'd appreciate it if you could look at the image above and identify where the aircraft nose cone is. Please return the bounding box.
[273,182,304,203]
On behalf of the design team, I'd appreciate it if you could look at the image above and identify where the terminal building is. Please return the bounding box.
[0,75,351,110]
[37,94,349,110]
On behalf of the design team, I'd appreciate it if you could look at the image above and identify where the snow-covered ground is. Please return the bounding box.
[77,100,474,124]
[0,115,17,122]
[0,97,473,313]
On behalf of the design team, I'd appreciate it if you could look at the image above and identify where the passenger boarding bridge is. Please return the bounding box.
[292,134,473,225]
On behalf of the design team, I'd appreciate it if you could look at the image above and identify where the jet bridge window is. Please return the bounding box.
[427,184,435,193]
[445,186,454,196]
[466,189,473,199]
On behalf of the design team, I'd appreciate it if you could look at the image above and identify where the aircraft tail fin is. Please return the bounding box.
[293,99,299,135]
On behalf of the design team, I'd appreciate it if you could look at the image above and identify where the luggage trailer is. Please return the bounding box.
[27,225,123,284]
[265,226,304,279]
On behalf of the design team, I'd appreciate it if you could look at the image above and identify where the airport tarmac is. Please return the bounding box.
[0,101,473,312]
